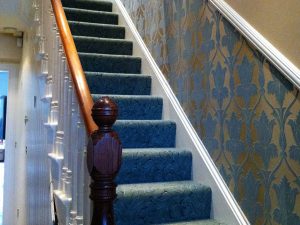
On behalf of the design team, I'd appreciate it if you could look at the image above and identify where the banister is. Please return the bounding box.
[49,1,122,225]
[50,0,97,134]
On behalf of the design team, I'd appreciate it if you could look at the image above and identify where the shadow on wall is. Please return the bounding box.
[120,0,300,224]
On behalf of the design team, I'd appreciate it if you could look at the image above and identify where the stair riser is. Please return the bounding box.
[80,55,141,74]
[113,122,176,148]
[86,74,151,95]
[65,10,118,25]
[74,39,132,55]
[116,150,192,184]
[61,0,113,12]
[69,23,125,39]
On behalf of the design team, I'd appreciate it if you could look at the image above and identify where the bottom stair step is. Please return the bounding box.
[160,220,226,225]
[115,181,212,225]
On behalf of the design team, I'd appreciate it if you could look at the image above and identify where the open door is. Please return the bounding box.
[0,96,7,162]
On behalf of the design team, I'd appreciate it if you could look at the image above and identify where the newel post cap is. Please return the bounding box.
[91,96,118,130]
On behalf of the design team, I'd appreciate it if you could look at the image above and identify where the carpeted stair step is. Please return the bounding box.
[86,72,151,95]
[74,36,132,55]
[69,21,125,39]
[92,95,162,120]
[113,120,176,148]
[61,0,112,12]
[115,181,212,225]
[79,53,141,73]
[116,148,192,184]
[64,7,118,25]
[160,220,226,225]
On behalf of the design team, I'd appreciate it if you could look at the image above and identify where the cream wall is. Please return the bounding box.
[0,33,22,63]
[225,0,300,68]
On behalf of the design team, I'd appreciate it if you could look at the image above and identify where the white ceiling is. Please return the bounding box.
[0,0,32,33]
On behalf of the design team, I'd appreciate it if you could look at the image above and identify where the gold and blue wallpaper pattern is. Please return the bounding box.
[119,0,300,224]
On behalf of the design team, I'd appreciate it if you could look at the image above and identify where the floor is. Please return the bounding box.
[0,163,3,225]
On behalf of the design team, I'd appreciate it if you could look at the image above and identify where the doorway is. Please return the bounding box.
[0,71,8,225]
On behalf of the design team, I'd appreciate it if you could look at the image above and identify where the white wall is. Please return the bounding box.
[2,29,51,225]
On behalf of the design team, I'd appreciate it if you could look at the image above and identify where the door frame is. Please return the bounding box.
[0,63,19,225]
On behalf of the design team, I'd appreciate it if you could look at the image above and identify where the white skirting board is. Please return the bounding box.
[113,0,250,224]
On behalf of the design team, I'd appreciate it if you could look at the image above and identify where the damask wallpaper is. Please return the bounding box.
[119,0,300,224]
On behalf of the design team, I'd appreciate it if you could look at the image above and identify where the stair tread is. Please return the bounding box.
[115,120,175,124]
[122,148,191,155]
[92,94,161,100]
[117,181,210,194]
[123,147,190,151]
[73,35,132,44]
[79,52,140,59]
[68,20,124,28]
[159,220,226,225]
[85,71,149,77]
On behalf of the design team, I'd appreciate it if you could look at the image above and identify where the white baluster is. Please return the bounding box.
[41,54,48,77]
[36,0,91,223]
[32,0,38,9]
[35,22,42,40]
[75,117,86,225]
[33,7,40,23]
[38,36,46,59]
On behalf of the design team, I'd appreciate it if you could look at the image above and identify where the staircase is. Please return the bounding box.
[62,0,223,224]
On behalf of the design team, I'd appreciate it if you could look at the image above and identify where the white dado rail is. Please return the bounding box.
[209,0,300,90]
[32,0,89,224]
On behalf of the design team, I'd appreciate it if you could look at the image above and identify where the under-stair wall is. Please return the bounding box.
[118,0,300,225]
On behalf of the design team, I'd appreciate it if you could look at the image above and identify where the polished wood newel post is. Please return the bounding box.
[87,97,122,225]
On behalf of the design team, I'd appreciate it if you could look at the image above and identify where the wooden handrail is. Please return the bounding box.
[50,0,97,134]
